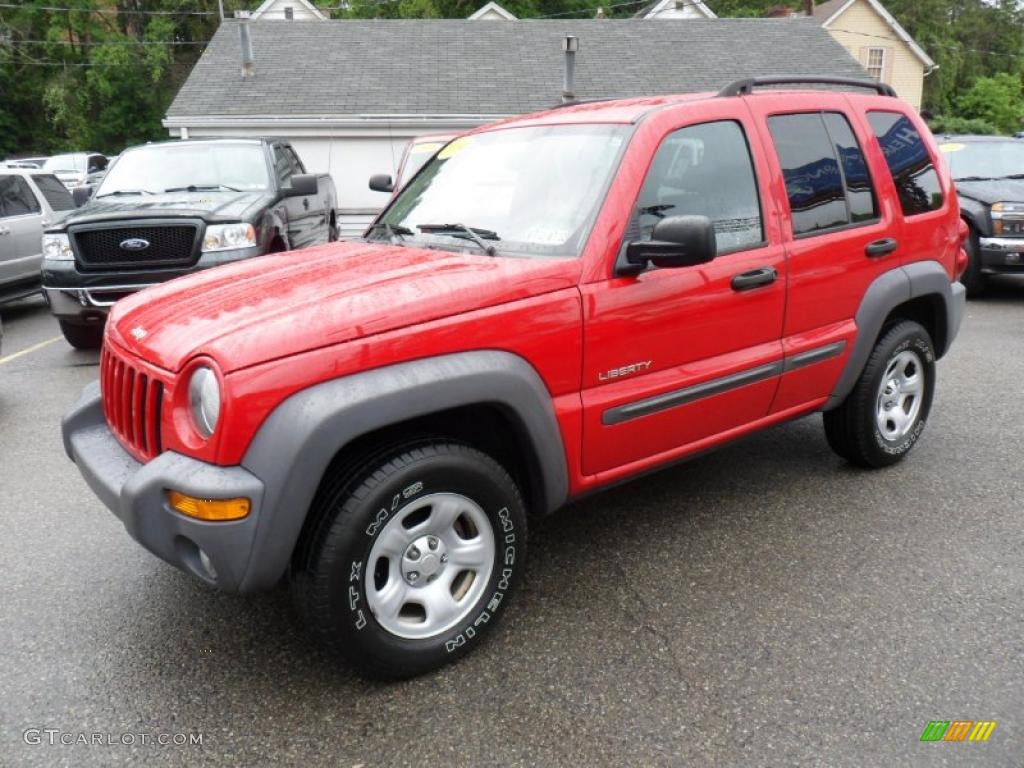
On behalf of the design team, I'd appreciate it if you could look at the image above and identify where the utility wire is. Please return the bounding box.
[0,2,217,15]
[10,38,211,45]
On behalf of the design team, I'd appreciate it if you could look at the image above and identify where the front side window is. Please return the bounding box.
[95,142,270,196]
[0,175,41,217]
[867,111,943,216]
[635,120,763,252]
[374,124,629,258]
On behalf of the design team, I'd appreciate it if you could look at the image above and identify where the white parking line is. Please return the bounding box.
[0,336,63,366]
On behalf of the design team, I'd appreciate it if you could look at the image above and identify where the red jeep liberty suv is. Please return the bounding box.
[63,77,967,679]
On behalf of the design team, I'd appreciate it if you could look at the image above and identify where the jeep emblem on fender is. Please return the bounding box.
[119,238,150,251]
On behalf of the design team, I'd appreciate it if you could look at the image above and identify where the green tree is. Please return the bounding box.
[956,72,1024,134]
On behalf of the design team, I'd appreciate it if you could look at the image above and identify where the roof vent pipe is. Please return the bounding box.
[240,22,255,79]
[562,35,578,104]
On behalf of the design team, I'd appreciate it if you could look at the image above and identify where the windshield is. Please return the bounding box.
[44,154,86,174]
[939,140,1024,180]
[95,142,270,196]
[372,125,629,258]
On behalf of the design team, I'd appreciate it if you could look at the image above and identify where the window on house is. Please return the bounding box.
[634,120,764,253]
[284,6,294,19]
[865,48,886,81]
[867,111,943,216]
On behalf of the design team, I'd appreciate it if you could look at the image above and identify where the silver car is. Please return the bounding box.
[0,170,76,303]
[42,152,109,193]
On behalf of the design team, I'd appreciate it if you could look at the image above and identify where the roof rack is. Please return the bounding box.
[718,76,898,98]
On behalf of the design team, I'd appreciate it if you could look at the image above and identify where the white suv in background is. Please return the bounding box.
[0,169,76,303]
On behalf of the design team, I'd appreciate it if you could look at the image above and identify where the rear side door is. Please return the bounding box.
[745,94,899,413]
[580,103,787,477]
[0,174,45,287]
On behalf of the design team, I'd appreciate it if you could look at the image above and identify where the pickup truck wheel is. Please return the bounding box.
[59,320,103,350]
[823,320,935,468]
[328,215,339,242]
[960,227,987,298]
[294,442,527,679]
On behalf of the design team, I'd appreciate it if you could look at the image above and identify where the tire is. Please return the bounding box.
[960,227,987,298]
[823,320,935,468]
[292,441,527,680]
[328,214,339,243]
[59,320,103,350]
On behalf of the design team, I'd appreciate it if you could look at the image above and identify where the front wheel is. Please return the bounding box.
[59,319,103,350]
[823,320,935,468]
[292,442,527,679]
[960,227,987,298]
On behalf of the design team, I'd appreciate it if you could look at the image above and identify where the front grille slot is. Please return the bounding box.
[100,347,165,462]
[73,224,200,270]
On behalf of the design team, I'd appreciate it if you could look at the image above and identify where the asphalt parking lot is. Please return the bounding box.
[2,284,1022,768]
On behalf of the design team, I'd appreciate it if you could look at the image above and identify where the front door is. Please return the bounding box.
[581,112,787,477]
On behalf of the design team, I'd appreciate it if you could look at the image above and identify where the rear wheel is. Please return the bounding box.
[328,214,339,242]
[59,320,103,350]
[292,441,527,679]
[823,320,935,468]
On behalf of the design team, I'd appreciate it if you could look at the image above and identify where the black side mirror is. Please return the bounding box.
[72,186,92,207]
[619,215,717,275]
[369,174,394,194]
[285,173,318,197]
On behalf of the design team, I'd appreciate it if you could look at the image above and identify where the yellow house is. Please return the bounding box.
[813,0,936,109]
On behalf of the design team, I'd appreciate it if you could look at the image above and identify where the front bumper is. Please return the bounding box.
[42,245,264,322]
[62,381,266,591]
[977,236,1024,274]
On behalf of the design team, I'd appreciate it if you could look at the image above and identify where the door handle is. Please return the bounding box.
[865,238,898,257]
[731,266,778,292]
[302,198,309,210]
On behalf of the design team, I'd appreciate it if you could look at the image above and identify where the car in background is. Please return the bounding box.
[368,133,457,197]
[938,135,1024,296]
[42,152,109,193]
[0,169,76,304]
[42,137,337,348]
[2,157,48,170]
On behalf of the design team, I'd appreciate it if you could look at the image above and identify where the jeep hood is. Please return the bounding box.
[57,190,271,227]
[954,178,1024,207]
[107,241,580,372]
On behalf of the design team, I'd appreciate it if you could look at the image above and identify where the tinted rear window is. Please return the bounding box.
[768,113,849,236]
[31,174,75,211]
[867,111,943,216]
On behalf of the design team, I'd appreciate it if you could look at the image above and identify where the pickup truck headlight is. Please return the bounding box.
[42,233,74,261]
[188,366,221,438]
[202,223,256,253]
[992,202,1024,236]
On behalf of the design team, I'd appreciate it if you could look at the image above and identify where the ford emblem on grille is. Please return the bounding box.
[119,237,150,251]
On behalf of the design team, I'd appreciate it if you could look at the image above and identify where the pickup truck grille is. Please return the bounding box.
[100,345,164,462]
[72,224,201,271]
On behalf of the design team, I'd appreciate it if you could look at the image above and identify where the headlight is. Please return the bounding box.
[203,223,256,253]
[42,233,74,261]
[188,366,221,438]
[992,202,1024,236]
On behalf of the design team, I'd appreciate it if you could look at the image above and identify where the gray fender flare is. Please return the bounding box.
[825,260,965,410]
[237,350,569,592]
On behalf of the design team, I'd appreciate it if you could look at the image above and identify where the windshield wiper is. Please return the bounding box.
[999,174,1024,180]
[954,176,999,182]
[416,223,499,256]
[366,221,414,243]
[638,203,675,218]
[95,189,155,198]
[163,184,242,193]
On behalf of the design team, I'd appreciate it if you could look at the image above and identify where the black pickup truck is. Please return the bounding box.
[42,138,337,348]
[938,135,1024,297]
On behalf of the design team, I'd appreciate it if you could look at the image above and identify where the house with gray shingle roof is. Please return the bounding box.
[165,18,868,236]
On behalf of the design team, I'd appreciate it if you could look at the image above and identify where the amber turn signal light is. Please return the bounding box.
[167,491,251,521]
